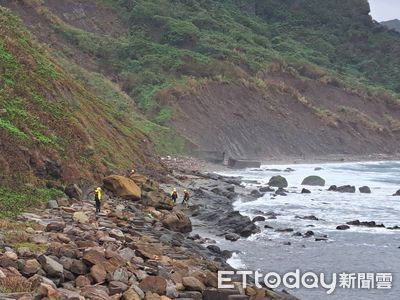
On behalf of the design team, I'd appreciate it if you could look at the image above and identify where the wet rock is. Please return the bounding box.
[295,215,319,221]
[387,226,400,230]
[268,176,288,188]
[64,184,82,200]
[359,186,371,194]
[346,220,385,228]
[337,185,356,193]
[336,225,350,230]
[250,190,264,198]
[104,175,141,200]
[264,225,274,229]
[139,276,167,295]
[283,242,291,246]
[252,216,266,222]
[393,189,400,196]
[301,176,325,186]
[217,211,259,237]
[259,186,274,193]
[182,276,205,292]
[206,245,221,254]
[275,228,294,233]
[301,188,311,194]
[225,233,240,241]
[314,167,323,171]
[161,210,192,233]
[328,185,337,191]
[304,231,314,238]
[292,232,302,237]
[274,188,287,196]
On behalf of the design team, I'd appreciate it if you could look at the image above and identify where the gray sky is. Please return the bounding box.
[369,0,400,21]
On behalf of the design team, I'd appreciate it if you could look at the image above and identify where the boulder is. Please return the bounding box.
[81,286,110,300]
[70,259,88,275]
[139,276,167,295]
[83,249,106,266]
[301,188,311,194]
[123,288,142,300]
[21,259,41,276]
[90,264,107,283]
[337,185,356,193]
[182,277,205,292]
[225,233,240,241]
[359,186,371,194]
[393,189,400,196]
[38,255,63,278]
[217,211,259,237]
[129,174,148,187]
[75,275,91,287]
[275,188,287,196]
[250,190,263,198]
[268,176,288,188]
[109,281,129,295]
[72,212,89,224]
[252,216,266,222]
[58,288,81,300]
[161,210,192,233]
[64,184,82,200]
[103,175,141,200]
[336,225,350,230]
[259,186,274,193]
[47,200,59,209]
[45,222,66,232]
[301,176,325,186]
[328,185,337,191]
[110,229,125,241]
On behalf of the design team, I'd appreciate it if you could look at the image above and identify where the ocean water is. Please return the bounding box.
[216,161,400,300]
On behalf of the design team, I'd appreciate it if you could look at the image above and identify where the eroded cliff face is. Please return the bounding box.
[169,69,400,159]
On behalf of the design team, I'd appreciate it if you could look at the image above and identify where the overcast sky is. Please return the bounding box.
[369,0,400,21]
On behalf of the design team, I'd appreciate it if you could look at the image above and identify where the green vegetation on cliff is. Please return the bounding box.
[52,0,400,119]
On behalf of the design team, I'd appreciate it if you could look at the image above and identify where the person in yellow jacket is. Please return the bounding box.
[94,187,102,213]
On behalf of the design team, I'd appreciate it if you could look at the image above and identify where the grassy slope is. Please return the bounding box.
[0,7,175,214]
[51,0,400,119]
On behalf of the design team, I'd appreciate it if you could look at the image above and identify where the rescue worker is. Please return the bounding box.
[182,189,190,207]
[171,188,178,203]
[94,187,102,213]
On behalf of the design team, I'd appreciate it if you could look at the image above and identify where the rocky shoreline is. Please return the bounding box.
[0,168,298,300]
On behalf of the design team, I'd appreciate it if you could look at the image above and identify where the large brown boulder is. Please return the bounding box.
[103,175,141,200]
[139,276,167,295]
[161,210,192,233]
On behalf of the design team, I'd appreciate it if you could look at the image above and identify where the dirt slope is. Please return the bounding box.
[169,69,400,159]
